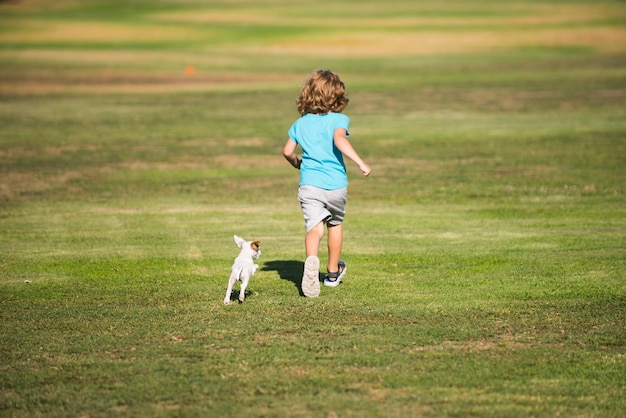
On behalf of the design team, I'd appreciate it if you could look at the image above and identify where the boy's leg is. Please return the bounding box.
[305,221,325,257]
[327,223,343,273]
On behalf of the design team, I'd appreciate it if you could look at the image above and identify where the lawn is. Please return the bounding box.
[1,0,625,417]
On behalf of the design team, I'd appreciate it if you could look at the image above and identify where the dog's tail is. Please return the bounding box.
[230,266,244,282]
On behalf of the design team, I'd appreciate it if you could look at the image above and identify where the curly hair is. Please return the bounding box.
[297,69,349,116]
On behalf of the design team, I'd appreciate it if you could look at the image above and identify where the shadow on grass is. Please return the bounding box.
[225,289,254,304]
[263,260,323,297]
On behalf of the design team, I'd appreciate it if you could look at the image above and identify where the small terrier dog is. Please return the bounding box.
[224,235,261,305]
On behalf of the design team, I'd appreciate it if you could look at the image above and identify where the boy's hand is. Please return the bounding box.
[360,164,372,177]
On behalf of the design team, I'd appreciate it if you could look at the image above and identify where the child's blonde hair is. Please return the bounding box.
[297,69,349,116]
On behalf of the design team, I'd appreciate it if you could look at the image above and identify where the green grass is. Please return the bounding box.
[1,0,625,416]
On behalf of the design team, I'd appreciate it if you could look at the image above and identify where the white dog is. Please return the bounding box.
[224,235,261,305]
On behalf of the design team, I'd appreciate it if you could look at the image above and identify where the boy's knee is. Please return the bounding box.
[307,222,324,235]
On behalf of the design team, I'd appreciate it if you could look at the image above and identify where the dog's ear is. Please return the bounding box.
[251,241,260,251]
[234,235,246,248]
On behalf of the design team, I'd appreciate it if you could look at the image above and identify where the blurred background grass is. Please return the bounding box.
[1,1,625,416]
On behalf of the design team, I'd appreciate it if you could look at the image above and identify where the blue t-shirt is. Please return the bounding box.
[288,112,350,190]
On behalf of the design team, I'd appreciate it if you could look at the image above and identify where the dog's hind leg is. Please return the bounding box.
[238,275,249,303]
[224,275,237,305]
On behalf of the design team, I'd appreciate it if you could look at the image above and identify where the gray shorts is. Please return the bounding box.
[298,185,348,232]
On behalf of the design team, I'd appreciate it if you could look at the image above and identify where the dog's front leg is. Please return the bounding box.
[238,275,250,303]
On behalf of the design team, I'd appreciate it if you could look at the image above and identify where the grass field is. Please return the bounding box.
[1,0,625,416]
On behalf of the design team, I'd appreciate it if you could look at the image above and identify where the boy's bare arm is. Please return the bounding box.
[333,129,372,176]
[282,139,301,169]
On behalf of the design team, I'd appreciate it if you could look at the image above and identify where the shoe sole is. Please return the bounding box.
[302,256,320,297]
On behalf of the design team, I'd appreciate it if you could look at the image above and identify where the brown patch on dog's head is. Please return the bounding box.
[251,241,260,251]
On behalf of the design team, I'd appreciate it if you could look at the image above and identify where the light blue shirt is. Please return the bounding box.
[288,112,350,190]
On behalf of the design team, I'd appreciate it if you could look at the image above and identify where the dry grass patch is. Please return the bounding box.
[0,170,83,201]
[150,3,626,57]
[0,49,242,70]
[0,19,207,43]
[0,69,300,95]
[116,154,282,171]
[154,3,626,28]
[403,336,539,354]
[0,144,101,160]
[1,0,81,11]
[261,26,626,58]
